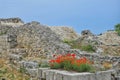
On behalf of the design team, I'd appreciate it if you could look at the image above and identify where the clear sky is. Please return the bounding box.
[0,0,120,34]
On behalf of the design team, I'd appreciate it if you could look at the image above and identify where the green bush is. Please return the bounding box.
[81,45,95,52]
[115,24,120,36]
[63,39,75,45]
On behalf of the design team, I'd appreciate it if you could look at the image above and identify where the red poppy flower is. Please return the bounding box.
[71,54,76,58]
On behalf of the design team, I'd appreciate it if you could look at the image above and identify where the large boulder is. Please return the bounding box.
[81,30,94,36]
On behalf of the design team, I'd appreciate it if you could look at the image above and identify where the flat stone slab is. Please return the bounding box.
[38,68,113,80]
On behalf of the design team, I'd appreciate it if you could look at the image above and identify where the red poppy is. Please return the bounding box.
[55,59,61,63]
[66,53,71,56]
[71,54,76,58]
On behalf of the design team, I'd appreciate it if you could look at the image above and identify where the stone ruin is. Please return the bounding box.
[0,17,24,27]
[0,18,120,80]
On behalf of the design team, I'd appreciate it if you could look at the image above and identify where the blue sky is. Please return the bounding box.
[0,0,120,34]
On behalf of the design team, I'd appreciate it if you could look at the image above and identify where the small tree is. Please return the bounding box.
[115,24,120,36]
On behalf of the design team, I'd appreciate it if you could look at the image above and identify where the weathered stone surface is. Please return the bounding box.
[38,68,50,80]
[0,17,24,27]
[97,31,120,55]
[115,76,120,80]
[7,34,17,48]
[95,71,112,80]
[73,30,120,55]
[98,31,120,45]
[50,26,79,40]
[0,35,10,50]
[8,54,22,61]
[69,49,119,61]
[19,60,39,69]
[8,48,27,57]
[43,69,112,80]
[0,25,13,35]
[26,68,38,78]
[13,22,70,57]
[81,30,94,36]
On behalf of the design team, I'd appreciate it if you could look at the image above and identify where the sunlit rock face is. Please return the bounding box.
[49,26,79,40]
[0,17,24,27]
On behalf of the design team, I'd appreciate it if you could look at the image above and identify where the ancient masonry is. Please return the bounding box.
[0,18,120,80]
[0,34,120,80]
[0,34,17,50]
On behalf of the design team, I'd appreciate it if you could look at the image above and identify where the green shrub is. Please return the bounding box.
[115,24,120,36]
[63,39,75,45]
[81,45,95,52]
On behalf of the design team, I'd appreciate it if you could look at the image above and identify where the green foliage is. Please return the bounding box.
[81,45,95,52]
[115,24,120,36]
[63,39,82,49]
[72,64,92,72]
[19,67,27,73]
[63,39,75,45]
[63,39,95,52]
[50,63,61,69]
[0,68,7,74]
[0,32,7,35]
[51,63,93,72]
[62,61,72,70]
[39,63,50,68]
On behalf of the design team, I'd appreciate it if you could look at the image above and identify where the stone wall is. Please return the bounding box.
[69,49,120,63]
[0,35,10,51]
[0,34,17,53]
[22,68,120,80]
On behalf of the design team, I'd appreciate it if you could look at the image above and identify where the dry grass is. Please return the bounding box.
[0,58,30,80]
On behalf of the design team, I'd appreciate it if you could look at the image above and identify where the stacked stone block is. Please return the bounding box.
[0,35,10,51]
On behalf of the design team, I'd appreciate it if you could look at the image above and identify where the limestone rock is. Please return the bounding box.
[98,31,120,45]
[81,30,94,36]
[12,22,70,57]
[49,26,79,40]
[0,17,24,27]
[19,60,39,69]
